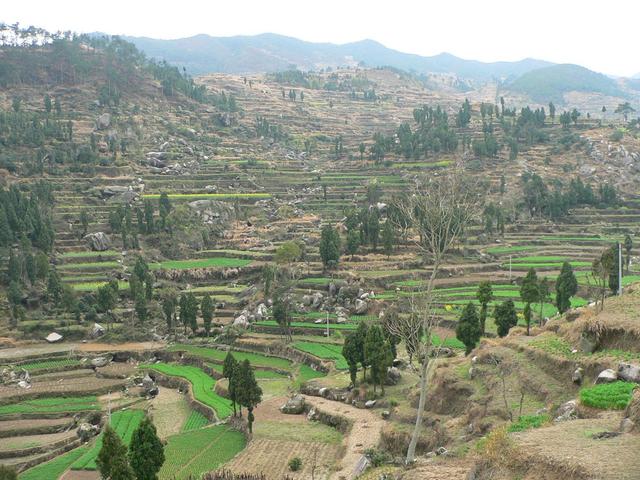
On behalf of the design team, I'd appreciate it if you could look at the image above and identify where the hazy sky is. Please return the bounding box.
[3,0,638,77]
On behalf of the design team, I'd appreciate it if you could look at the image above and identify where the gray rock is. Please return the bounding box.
[280,394,305,414]
[233,314,249,328]
[620,418,635,433]
[595,369,618,384]
[385,367,401,386]
[554,400,577,422]
[96,113,111,130]
[45,332,63,343]
[364,400,376,408]
[77,422,100,441]
[328,283,337,297]
[572,367,584,385]
[91,323,105,337]
[580,331,599,354]
[91,356,111,368]
[354,298,368,315]
[318,387,329,397]
[84,232,111,252]
[435,447,448,456]
[302,295,313,306]
[618,363,640,383]
[381,410,391,419]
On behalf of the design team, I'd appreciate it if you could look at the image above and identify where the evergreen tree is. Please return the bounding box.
[134,288,147,324]
[494,300,518,337]
[346,229,360,259]
[225,354,240,416]
[520,268,539,335]
[272,295,292,342]
[161,290,177,334]
[476,281,493,335]
[456,302,481,355]
[236,360,262,433]
[364,325,393,394]
[158,193,172,230]
[0,207,11,247]
[143,200,155,234]
[44,94,52,114]
[201,294,214,336]
[342,332,360,386]
[555,262,578,314]
[128,416,165,480]
[47,269,62,306]
[319,224,341,269]
[97,425,133,480]
[624,234,633,274]
[382,220,395,258]
[354,322,369,381]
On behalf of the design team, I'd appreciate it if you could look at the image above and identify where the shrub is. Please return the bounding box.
[580,381,636,410]
[288,457,302,471]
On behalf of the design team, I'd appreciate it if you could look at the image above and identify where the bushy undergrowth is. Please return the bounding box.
[508,414,550,432]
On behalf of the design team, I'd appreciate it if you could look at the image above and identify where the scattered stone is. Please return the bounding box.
[83,232,111,252]
[96,113,111,130]
[77,422,100,441]
[620,418,635,433]
[45,332,63,343]
[617,363,640,383]
[90,357,111,368]
[435,447,448,456]
[579,331,599,354]
[91,323,105,337]
[595,369,617,384]
[385,367,401,386]
[592,431,620,440]
[381,410,391,419]
[364,400,376,408]
[318,387,329,397]
[354,298,368,315]
[554,400,577,422]
[572,367,584,385]
[280,394,306,414]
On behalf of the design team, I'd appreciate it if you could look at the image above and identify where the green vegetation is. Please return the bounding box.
[143,193,270,200]
[254,320,358,331]
[158,426,245,480]
[181,410,209,432]
[508,414,550,432]
[141,363,232,418]
[579,381,636,410]
[207,362,286,379]
[71,280,128,291]
[167,344,292,370]
[150,258,252,270]
[16,358,81,371]
[293,341,348,369]
[71,409,145,470]
[19,445,90,480]
[297,364,326,382]
[0,396,100,416]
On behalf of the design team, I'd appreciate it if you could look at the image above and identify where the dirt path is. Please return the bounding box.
[0,341,164,361]
[305,396,385,480]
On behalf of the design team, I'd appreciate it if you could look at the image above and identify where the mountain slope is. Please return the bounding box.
[507,64,625,104]
[124,32,552,80]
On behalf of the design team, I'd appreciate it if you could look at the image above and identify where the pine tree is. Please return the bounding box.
[555,261,578,314]
[47,269,62,306]
[319,224,341,269]
[134,289,147,324]
[201,294,214,336]
[128,416,165,480]
[364,325,392,394]
[456,302,481,355]
[158,193,172,230]
[354,322,369,381]
[342,333,360,386]
[476,281,493,335]
[97,425,133,480]
[382,220,395,258]
[223,353,239,416]
[236,360,262,433]
[494,300,517,337]
[273,295,292,342]
[624,234,633,274]
[520,268,539,335]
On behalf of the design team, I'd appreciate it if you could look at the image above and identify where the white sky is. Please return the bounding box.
[2,0,638,77]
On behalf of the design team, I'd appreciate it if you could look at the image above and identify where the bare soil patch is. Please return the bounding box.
[148,386,191,439]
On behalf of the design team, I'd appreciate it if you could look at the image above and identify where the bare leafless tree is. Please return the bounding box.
[386,169,481,464]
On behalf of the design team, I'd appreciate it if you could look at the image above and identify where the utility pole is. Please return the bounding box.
[326,312,329,338]
[618,242,623,296]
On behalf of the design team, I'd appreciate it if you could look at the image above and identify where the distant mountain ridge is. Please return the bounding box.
[123,32,553,81]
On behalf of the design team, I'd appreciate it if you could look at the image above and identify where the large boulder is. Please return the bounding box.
[280,394,305,414]
[91,356,111,368]
[233,314,249,328]
[579,331,599,354]
[83,232,111,252]
[77,422,100,441]
[554,400,577,422]
[96,113,111,130]
[572,367,584,385]
[354,299,368,315]
[385,366,401,386]
[595,369,618,384]
[618,363,640,383]
[45,332,63,343]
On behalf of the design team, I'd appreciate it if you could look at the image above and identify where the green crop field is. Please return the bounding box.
[579,381,636,410]
[58,261,120,270]
[181,410,209,432]
[207,362,287,379]
[59,250,119,259]
[159,426,245,480]
[20,445,90,480]
[297,364,327,382]
[292,341,348,370]
[254,320,358,331]
[71,409,145,470]
[0,396,100,416]
[71,280,129,291]
[150,258,252,270]
[144,192,271,200]
[486,245,538,255]
[168,344,292,370]
[16,358,81,371]
[142,363,232,418]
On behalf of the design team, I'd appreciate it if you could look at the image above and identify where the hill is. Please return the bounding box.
[123,32,552,80]
[507,63,625,104]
